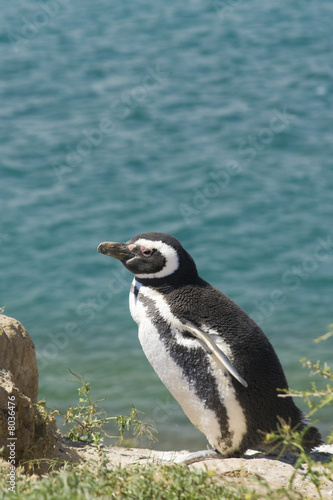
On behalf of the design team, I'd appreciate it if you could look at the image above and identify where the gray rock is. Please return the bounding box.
[0,315,39,461]
[0,370,36,461]
[0,315,38,402]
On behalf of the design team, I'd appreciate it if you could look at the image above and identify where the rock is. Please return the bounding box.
[0,315,38,402]
[189,454,333,499]
[0,315,53,463]
[0,370,36,461]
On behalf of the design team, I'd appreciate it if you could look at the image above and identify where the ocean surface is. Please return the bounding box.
[1,1,332,449]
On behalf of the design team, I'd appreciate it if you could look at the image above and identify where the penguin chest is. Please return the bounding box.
[129,280,195,394]
[129,279,247,454]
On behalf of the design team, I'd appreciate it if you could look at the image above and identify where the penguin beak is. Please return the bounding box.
[97,241,134,262]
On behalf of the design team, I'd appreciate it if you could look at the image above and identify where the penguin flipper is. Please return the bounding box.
[181,319,248,388]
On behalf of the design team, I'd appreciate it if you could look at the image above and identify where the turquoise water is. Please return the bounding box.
[1,1,332,449]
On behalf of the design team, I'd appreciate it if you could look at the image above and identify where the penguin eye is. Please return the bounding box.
[141,247,153,257]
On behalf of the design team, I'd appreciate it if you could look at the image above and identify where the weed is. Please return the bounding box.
[279,323,333,442]
[51,370,157,450]
[266,323,333,498]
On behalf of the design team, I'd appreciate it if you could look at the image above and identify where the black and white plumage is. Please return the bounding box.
[97,232,322,456]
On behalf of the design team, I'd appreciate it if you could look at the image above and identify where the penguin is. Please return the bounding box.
[97,232,322,456]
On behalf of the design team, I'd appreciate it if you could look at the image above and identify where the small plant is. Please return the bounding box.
[51,370,157,450]
[265,422,332,499]
[266,324,333,498]
[279,323,333,443]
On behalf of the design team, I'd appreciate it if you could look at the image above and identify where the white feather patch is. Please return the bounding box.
[133,239,179,279]
[209,332,247,451]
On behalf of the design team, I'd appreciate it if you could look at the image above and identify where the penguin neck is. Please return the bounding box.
[134,270,200,293]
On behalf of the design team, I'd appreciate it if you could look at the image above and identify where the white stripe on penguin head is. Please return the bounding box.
[133,238,179,279]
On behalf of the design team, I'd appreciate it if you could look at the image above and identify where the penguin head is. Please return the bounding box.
[97,232,198,283]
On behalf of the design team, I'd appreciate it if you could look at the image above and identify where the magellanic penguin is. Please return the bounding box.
[97,232,322,456]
